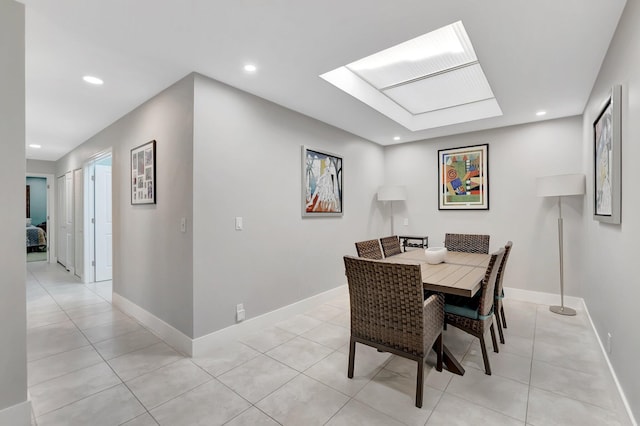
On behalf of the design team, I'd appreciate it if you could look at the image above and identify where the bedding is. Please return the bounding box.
[26,225,47,251]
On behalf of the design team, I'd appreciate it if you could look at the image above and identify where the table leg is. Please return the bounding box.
[433,342,465,375]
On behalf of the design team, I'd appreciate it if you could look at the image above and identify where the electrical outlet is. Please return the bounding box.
[607,332,612,354]
[236,303,245,322]
[403,218,409,226]
[180,217,186,233]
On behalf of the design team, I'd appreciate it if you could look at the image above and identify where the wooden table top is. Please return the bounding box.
[382,250,490,297]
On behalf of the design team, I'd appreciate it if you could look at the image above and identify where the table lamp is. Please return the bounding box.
[377,185,407,235]
[536,173,585,316]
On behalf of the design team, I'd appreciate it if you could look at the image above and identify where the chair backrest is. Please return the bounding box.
[477,248,505,317]
[494,241,513,299]
[380,235,402,257]
[444,233,490,254]
[343,255,426,356]
[355,239,383,259]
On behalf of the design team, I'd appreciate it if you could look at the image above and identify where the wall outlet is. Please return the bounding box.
[403,218,409,226]
[180,217,186,233]
[607,332,612,354]
[236,303,245,322]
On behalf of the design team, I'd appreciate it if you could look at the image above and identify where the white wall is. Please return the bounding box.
[26,159,56,175]
[384,116,584,296]
[56,74,195,337]
[580,0,640,417]
[192,74,385,338]
[0,0,29,424]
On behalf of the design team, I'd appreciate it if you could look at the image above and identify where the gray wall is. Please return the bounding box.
[56,74,195,337]
[192,74,386,337]
[0,0,28,418]
[26,159,56,175]
[384,116,584,296]
[580,0,640,417]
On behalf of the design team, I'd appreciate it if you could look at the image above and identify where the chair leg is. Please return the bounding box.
[416,358,424,408]
[490,323,499,353]
[501,305,507,328]
[435,333,443,372]
[347,338,356,379]
[479,334,492,375]
[495,310,505,344]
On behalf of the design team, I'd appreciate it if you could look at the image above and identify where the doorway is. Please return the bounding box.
[84,153,113,283]
[26,176,50,262]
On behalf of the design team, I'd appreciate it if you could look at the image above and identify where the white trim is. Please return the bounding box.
[0,400,31,426]
[112,293,193,356]
[112,285,348,358]
[505,287,636,425]
[582,303,638,426]
[504,286,583,311]
[192,285,347,357]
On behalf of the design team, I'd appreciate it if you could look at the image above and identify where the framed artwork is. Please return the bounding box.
[593,85,622,224]
[438,144,489,210]
[302,146,343,217]
[131,140,156,205]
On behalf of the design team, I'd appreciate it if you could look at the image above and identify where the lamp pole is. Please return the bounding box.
[549,196,576,316]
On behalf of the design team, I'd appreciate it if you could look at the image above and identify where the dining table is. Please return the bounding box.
[381,249,491,376]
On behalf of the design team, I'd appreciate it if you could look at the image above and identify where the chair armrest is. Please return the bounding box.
[423,293,444,348]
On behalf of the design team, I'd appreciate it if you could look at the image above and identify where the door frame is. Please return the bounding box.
[83,149,113,283]
[25,172,55,263]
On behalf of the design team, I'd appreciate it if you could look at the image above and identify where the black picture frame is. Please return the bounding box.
[131,140,156,205]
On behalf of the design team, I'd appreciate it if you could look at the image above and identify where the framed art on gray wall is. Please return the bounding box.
[438,143,489,210]
[131,140,156,205]
[302,146,343,217]
[593,85,621,224]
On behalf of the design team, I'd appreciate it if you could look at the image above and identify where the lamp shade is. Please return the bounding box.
[536,174,585,197]
[377,185,407,201]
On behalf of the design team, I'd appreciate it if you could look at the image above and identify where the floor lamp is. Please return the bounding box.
[377,185,407,235]
[536,174,585,316]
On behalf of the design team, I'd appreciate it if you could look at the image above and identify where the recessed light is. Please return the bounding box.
[393,136,401,141]
[29,144,41,149]
[83,75,104,85]
[243,64,257,73]
[536,111,547,116]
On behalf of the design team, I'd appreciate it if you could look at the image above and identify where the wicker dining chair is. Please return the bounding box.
[354,239,383,259]
[444,233,490,254]
[444,247,505,375]
[380,235,402,257]
[343,255,444,408]
[494,241,513,344]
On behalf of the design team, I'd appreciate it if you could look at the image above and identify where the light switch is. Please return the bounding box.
[403,218,409,226]
[235,217,243,230]
[180,217,187,233]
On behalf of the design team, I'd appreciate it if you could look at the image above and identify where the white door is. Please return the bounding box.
[74,169,83,279]
[95,164,112,281]
[56,175,67,267]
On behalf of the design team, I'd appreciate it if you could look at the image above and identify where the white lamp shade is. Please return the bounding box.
[377,185,407,201]
[536,174,585,197]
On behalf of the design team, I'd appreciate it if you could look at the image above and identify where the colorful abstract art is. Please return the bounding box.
[302,146,343,217]
[438,144,488,210]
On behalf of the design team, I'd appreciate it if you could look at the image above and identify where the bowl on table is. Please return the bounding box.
[425,247,447,264]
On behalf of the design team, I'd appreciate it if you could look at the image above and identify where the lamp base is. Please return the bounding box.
[549,305,576,316]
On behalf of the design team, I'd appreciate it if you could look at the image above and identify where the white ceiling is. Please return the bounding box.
[20,0,627,161]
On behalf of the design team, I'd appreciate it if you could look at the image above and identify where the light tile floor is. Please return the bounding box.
[26,261,632,426]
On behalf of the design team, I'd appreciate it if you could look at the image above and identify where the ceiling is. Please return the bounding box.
[20,0,627,161]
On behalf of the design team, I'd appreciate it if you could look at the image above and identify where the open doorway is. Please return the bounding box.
[26,174,53,263]
[84,153,113,283]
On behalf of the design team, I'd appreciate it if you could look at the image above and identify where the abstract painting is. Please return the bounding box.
[438,144,489,210]
[593,85,621,224]
[302,146,343,217]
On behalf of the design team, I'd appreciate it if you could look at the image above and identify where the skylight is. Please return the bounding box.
[320,21,502,132]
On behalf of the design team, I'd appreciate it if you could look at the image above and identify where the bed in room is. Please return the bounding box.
[26,220,47,252]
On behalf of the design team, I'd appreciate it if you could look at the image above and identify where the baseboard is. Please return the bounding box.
[505,287,637,425]
[113,285,348,359]
[112,293,193,357]
[504,286,584,310]
[192,285,347,357]
[0,400,31,426]
[582,303,638,426]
